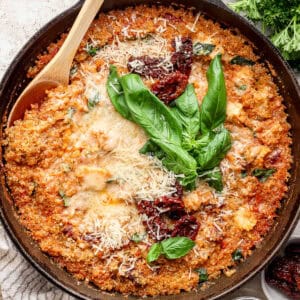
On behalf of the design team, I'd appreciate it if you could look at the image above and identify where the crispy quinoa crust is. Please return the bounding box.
[4,5,291,297]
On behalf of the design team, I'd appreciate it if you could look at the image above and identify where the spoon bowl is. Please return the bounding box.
[7,0,104,127]
[8,80,59,125]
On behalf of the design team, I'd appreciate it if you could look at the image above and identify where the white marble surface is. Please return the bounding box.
[0,1,299,299]
[0,0,77,78]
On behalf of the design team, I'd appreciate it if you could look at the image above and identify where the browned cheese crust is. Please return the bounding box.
[4,5,291,297]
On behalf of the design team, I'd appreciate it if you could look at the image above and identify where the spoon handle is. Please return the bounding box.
[38,0,104,84]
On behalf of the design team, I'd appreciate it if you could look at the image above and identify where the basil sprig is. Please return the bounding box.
[85,43,100,57]
[230,55,255,66]
[107,65,132,120]
[171,84,200,150]
[131,233,146,243]
[152,140,198,188]
[107,55,231,191]
[200,54,227,134]
[108,71,198,187]
[232,249,244,262]
[139,140,165,159]
[199,167,223,192]
[147,237,195,263]
[195,128,231,171]
[87,92,100,110]
[58,190,70,207]
[252,168,276,182]
[67,107,76,119]
[195,267,208,283]
[118,74,183,146]
[193,42,215,56]
[195,54,231,190]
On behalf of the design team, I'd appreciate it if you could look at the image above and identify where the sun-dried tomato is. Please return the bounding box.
[62,224,73,237]
[137,200,171,241]
[174,181,183,198]
[83,234,99,243]
[137,200,158,217]
[171,215,200,240]
[171,37,193,76]
[154,183,185,219]
[154,196,185,220]
[149,216,171,241]
[163,13,183,23]
[266,253,300,299]
[136,182,200,241]
[151,71,188,104]
[127,55,172,79]
[266,149,282,165]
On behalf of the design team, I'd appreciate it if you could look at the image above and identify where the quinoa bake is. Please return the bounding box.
[3,4,292,297]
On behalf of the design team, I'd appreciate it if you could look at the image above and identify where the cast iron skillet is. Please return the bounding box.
[0,0,299,299]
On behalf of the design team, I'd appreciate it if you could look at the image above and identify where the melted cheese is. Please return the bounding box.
[69,96,178,203]
[63,191,144,254]
[244,145,271,167]
[234,206,257,231]
[75,166,111,191]
[227,101,243,120]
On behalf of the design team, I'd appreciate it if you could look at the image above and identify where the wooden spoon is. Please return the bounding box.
[7,0,104,127]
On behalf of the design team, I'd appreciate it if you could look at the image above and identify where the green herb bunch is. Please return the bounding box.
[229,0,300,62]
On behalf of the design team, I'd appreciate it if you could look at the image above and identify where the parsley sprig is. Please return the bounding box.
[229,0,300,61]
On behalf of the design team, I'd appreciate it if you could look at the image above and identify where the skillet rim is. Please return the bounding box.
[0,1,299,299]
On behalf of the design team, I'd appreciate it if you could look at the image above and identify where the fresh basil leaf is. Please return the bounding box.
[161,237,195,260]
[63,198,70,207]
[87,92,100,110]
[58,189,65,198]
[195,267,208,283]
[200,54,227,134]
[199,167,223,192]
[58,190,70,207]
[140,140,159,154]
[67,107,76,119]
[107,65,132,120]
[153,139,197,187]
[30,181,37,196]
[131,233,146,243]
[119,74,182,146]
[70,64,78,76]
[241,170,248,178]
[172,84,200,150]
[236,84,247,91]
[230,55,255,66]
[193,42,215,56]
[191,131,215,152]
[140,139,197,188]
[147,242,163,263]
[196,128,231,171]
[85,43,100,56]
[62,163,71,173]
[180,176,196,191]
[139,140,165,160]
[232,249,244,262]
[252,168,276,182]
